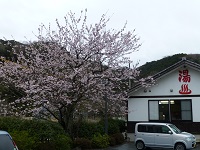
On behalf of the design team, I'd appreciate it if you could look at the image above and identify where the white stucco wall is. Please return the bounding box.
[128,66,200,122]
[128,98,149,121]
[128,97,200,122]
[191,97,200,122]
[129,66,200,96]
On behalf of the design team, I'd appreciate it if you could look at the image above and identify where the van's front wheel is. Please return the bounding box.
[174,143,186,150]
[136,141,145,150]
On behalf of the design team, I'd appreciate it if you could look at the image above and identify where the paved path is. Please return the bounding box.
[106,142,199,150]
[106,142,135,150]
[76,142,199,150]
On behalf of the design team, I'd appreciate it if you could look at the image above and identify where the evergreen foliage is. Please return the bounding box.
[0,117,72,150]
[139,53,200,78]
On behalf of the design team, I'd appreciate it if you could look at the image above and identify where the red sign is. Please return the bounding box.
[178,69,191,94]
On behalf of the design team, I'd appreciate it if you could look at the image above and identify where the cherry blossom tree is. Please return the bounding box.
[0,10,150,133]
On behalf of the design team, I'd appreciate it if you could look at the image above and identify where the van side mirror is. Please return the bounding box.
[168,131,172,134]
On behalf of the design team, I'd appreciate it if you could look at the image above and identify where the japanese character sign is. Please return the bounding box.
[178,69,191,94]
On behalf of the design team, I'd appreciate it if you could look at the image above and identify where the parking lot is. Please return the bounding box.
[107,142,199,150]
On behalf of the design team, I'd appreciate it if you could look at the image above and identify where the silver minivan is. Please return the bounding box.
[135,122,196,150]
[0,130,19,150]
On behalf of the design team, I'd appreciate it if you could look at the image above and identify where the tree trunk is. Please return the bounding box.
[58,104,76,137]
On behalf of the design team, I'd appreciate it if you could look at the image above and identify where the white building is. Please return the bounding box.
[127,58,200,141]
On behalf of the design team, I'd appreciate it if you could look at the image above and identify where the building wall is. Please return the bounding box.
[129,66,200,96]
[128,97,200,122]
[192,97,200,122]
[128,66,200,133]
[128,98,149,121]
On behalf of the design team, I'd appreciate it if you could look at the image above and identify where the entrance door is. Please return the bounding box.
[159,101,170,121]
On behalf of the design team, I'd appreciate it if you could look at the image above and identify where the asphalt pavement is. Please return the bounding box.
[74,142,199,150]
[105,142,199,150]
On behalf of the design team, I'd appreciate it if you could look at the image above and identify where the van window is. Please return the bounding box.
[146,125,154,133]
[154,125,170,134]
[138,125,146,132]
[138,125,154,133]
[169,124,181,134]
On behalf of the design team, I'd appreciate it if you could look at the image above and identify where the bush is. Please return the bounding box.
[53,134,72,150]
[36,142,55,150]
[74,137,92,149]
[73,119,125,140]
[0,117,22,131]
[10,130,37,150]
[99,118,125,135]
[111,133,124,145]
[37,134,72,150]
[72,121,104,139]
[91,133,109,149]
[0,117,72,150]
[116,119,126,133]
[109,136,116,146]
[0,117,125,149]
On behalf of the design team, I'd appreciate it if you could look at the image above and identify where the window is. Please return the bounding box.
[169,124,181,134]
[149,99,192,121]
[154,125,171,134]
[138,125,146,132]
[181,101,192,120]
[161,126,170,133]
[149,101,159,120]
[146,125,154,133]
[171,100,192,121]
[138,125,154,133]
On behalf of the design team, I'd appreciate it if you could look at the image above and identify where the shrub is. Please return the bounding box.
[109,136,116,146]
[99,118,125,135]
[0,117,72,150]
[10,130,37,150]
[36,142,55,150]
[107,119,120,135]
[73,121,104,139]
[53,134,72,150]
[91,133,109,149]
[0,117,22,131]
[72,119,125,140]
[74,137,92,149]
[111,133,124,145]
[37,134,72,150]
[116,119,126,133]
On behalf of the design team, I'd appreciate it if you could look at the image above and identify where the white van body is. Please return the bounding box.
[135,122,196,150]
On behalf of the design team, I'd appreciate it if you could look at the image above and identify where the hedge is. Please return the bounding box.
[0,117,125,149]
[72,118,125,149]
[0,117,72,150]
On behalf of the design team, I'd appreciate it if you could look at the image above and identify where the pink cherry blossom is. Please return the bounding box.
[0,10,150,132]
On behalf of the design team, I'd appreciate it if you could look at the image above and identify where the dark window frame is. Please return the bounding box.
[148,99,193,122]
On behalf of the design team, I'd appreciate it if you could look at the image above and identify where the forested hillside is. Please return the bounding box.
[0,40,25,110]
[0,39,21,61]
[139,53,200,78]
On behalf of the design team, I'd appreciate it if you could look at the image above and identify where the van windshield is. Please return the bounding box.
[168,124,181,134]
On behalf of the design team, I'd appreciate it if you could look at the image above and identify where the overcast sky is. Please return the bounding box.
[1,0,200,66]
